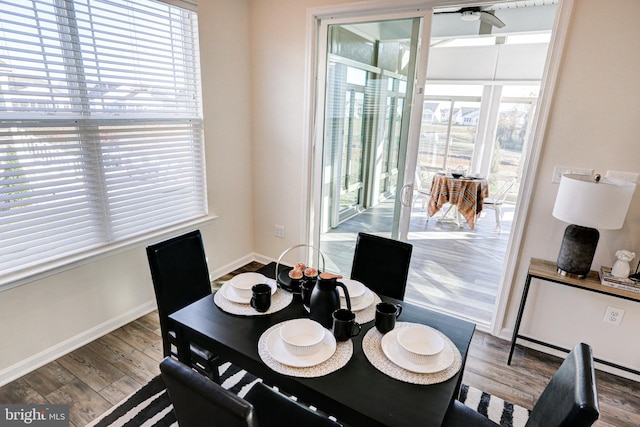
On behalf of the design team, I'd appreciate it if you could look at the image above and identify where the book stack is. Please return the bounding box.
[599,266,640,294]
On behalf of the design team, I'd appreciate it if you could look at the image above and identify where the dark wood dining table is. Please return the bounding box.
[169,262,475,427]
[428,173,489,229]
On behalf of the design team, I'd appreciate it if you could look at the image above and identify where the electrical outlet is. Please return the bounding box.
[552,166,594,184]
[275,225,285,238]
[603,306,624,325]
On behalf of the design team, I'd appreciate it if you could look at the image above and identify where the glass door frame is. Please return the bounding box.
[305,0,575,337]
[309,9,433,251]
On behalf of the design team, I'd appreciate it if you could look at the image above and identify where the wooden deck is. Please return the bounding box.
[320,199,513,326]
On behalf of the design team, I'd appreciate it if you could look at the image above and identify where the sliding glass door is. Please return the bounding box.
[312,13,430,274]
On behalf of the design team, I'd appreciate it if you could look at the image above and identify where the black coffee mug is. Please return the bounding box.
[250,283,271,313]
[375,302,402,333]
[332,309,361,341]
[301,280,315,308]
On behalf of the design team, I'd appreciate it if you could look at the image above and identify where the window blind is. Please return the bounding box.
[0,0,205,281]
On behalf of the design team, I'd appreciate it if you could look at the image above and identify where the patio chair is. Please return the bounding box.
[147,230,221,382]
[442,342,599,427]
[160,357,340,427]
[412,169,431,211]
[483,176,516,232]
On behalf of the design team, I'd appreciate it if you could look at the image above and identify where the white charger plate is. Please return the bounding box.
[381,327,454,374]
[220,279,276,304]
[266,323,337,368]
[340,288,375,311]
[230,272,266,289]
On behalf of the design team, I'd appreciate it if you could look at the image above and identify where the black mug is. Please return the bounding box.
[375,302,402,333]
[301,280,315,308]
[250,283,271,313]
[332,309,361,341]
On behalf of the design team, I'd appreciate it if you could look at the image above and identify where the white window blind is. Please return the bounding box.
[0,0,205,282]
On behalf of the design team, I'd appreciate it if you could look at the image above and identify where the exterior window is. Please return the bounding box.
[0,0,204,283]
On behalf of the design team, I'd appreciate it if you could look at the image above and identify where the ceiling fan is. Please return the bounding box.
[436,6,506,32]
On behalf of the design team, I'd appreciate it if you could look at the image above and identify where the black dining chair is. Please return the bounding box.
[147,230,220,382]
[350,232,413,300]
[442,342,599,427]
[160,357,341,427]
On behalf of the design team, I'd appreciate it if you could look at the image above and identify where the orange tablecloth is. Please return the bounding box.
[427,174,489,229]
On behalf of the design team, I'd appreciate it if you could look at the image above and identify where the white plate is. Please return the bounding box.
[337,279,367,298]
[340,288,375,311]
[230,272,266,290]
[220,279,276,304]
[266,323,337,368]
[381,327,454,374]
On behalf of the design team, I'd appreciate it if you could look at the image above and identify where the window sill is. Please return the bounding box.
[0,215,218,293]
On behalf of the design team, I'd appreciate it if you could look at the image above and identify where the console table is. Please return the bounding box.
[508,258,640,375]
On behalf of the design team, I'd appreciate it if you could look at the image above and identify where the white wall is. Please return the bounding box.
[0,0,255,384]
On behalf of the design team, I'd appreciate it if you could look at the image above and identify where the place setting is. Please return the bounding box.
[258,317,353,377]
[214,272,293,316]
[362,302,462,385]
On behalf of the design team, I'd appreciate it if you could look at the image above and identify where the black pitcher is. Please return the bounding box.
[309,272,351,329]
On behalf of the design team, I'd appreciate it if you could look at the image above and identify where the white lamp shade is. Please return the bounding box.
[552,174,636,230]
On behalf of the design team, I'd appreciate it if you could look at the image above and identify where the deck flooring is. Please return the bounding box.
[320,199,513,325]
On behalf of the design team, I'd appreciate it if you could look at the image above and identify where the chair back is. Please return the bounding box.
[525,342,599,427]
[146,230,212,356]
[160,357,257,427]
[350,232,413,300]
[487,176,516,205]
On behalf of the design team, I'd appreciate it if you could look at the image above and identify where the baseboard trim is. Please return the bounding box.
[209,254,256,281]
[0,301,157,387]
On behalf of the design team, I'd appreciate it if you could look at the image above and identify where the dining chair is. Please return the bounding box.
[160,357,341,427]
[483,176,516,232]
[442,342,599,427]
[146,230,220,382]
[350,232,413,300]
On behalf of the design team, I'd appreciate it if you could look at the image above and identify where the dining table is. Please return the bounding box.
[169,262,476,427]
[427,173,489,229]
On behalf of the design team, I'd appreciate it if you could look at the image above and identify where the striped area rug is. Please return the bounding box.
[89,363,529,427]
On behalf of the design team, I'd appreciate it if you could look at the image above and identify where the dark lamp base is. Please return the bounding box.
[556,224,599,279]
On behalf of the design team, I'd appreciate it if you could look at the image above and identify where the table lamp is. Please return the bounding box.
[552,174,636,278]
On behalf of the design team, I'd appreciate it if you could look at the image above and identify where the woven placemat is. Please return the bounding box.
[258,321,353,378]
[353,293,382,324]
[362,322,462,385]
[214,280,293,316]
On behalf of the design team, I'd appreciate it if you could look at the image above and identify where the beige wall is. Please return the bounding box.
[2,0,640,384]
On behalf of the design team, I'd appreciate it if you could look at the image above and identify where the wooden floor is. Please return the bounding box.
[320,199,512,325]
[1,262,638,426]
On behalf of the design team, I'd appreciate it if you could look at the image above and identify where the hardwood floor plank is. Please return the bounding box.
[45,378,112,427]
[110,321,163,354]
[98,375,144,405]
[0,378,48,404]
[57,347,125,393]
[21,360,76,397]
